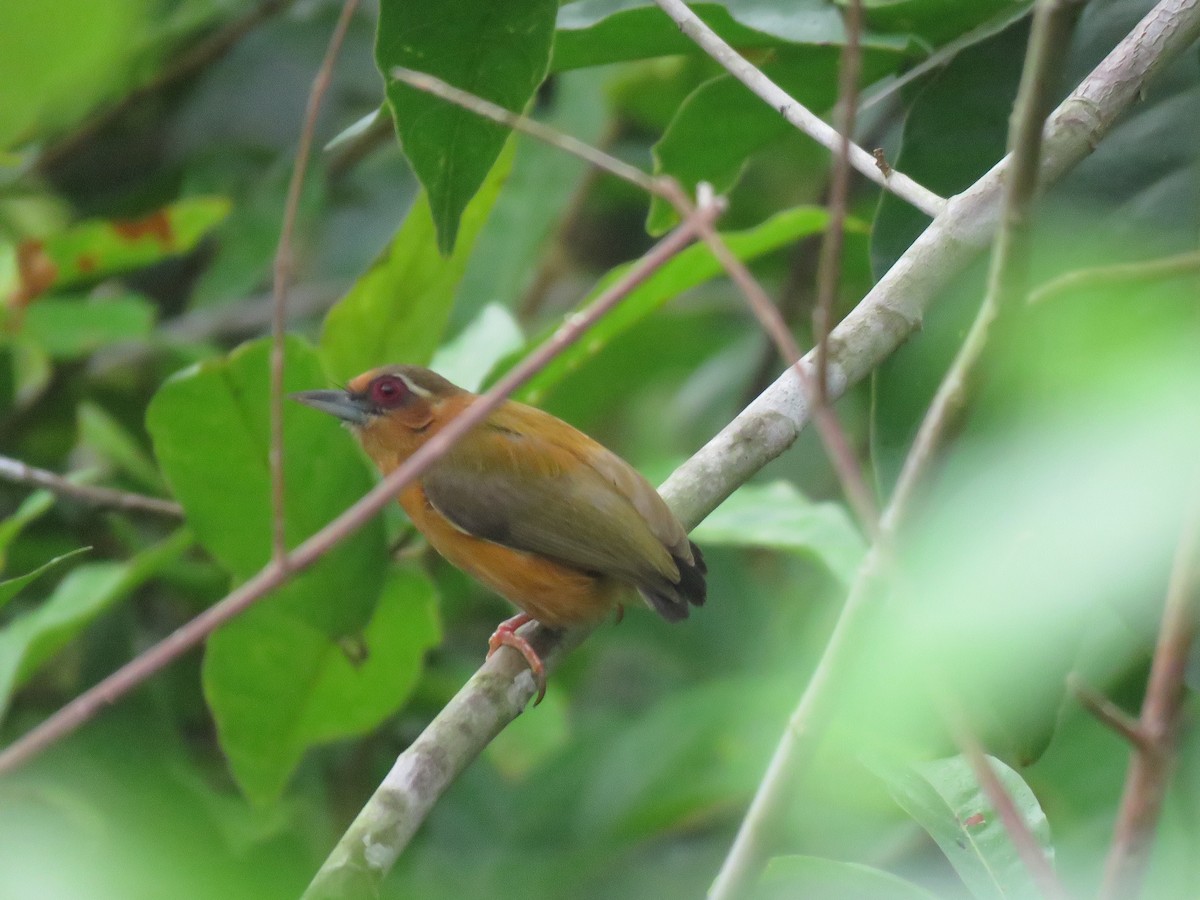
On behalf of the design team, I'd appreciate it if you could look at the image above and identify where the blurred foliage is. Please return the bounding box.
[0,0,1198,898]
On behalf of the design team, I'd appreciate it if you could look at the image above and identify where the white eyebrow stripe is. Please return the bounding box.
[397,374,432,398]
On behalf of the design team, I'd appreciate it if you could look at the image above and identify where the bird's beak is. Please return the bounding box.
[290,389,371,426]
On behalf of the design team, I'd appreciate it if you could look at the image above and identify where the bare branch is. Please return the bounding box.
[270,0,359,564]
[652,0,946,218]
[0,455,183,518]
[1068,673,1151,753]
[1101,491,1200,899]
[390,68,662,196]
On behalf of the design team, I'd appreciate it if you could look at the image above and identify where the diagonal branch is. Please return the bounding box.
[652,0,946,218]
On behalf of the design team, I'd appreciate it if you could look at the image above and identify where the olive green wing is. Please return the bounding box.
[422,403,705,618]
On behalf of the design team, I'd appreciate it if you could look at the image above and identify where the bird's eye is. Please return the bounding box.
[369,375,410,409]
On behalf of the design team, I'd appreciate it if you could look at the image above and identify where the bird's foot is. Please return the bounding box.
[487,613,546,705]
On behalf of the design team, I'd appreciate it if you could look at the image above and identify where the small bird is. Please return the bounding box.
[292,366,706,701]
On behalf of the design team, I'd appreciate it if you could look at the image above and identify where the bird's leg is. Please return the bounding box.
[612,604,625,626]
[487,612,547,705]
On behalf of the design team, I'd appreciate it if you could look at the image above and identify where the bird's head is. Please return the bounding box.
[291,365,467,470]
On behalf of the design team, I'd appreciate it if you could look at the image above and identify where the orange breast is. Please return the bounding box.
[398,483,621,628]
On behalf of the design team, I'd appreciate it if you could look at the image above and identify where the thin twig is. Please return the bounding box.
[1101,491,1200,899]
[1067,673,1151,753]
[36,0,295,172]
[391,67,879,535]
[708,3,1087,897]
[0,198,725,778]
[390,69,663,196]
[269,0,360,564]
[652,0,946,219]
[1029,249,1200,304]
[951,710,1069,900]
[0,455,183,518]
[814,0,864,405]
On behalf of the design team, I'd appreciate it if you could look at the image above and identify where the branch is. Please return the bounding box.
[0,197,726,778]
[0,455,183,518]
[269,0,359,564]
[1068,673,1151,753]
[1100,491,1200,899]
[652,0,946,219]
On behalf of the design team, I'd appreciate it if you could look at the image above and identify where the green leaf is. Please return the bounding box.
[21,294,154,359]
[691,481,866,585]
[202,566,440,803]
[320,144,516,381]
[757,856,939,900]
[502,206,829,404]
[0,531,190,722]
[376,0,556,254]
[0,547,90,611]
[430,303,523,391]
[8,197,230,303]
[146,335,386,638]
[868,754,1054,900]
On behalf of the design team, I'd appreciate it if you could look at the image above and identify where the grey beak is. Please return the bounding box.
[290,389,371,426]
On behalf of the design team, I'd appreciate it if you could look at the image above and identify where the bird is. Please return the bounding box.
[292,365,706,702]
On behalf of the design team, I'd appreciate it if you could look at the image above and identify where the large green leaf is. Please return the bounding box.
[757,855,938,900]
[146,335,386,637]
[691,481,866,586]
[0,531,189,722]
[868,754,1054,899]
[376,0,555,254]
[320,144,515,381]
[202,566,440,803]
[501,206,830,404]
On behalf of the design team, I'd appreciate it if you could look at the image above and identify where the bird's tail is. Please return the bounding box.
[639,541,707,622]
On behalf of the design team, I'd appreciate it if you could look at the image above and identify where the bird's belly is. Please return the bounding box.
[400,484,620,628]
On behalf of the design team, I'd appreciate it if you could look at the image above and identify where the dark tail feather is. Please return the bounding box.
[640,541,707,622]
